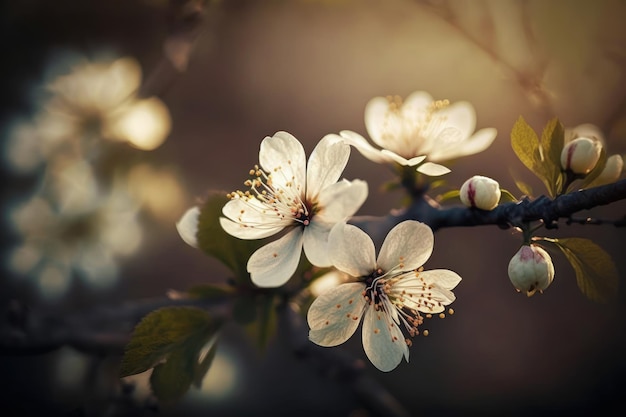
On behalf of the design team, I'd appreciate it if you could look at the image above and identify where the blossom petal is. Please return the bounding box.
[428,127,497,162]
[338,130,391,164]
[302,222,332,267]
[365,91,432,150]
[391,270,460,314]
[402,91,435,114]
[308,282,367,346]
[436,101,476,140]
[416,162,451,176]
[377,221,433,272]
[364,96,398,149]
[176,206,200,248]
[362,305,408,372]
[259,131,306,192]
[247,228,303,287]
[419,269,462,290]
[315,179,368,224]
[221,198,287,239]
[306,134,350,200]
[328,223,376,277]
[380,150,425,166]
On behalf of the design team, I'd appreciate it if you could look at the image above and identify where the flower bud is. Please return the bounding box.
[508,244,555,297]
[589,154,623,187]
[560,137,602,174]
[459,175,501,210]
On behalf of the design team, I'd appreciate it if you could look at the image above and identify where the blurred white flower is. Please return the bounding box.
[339,91,497,176]
[219,132,368,288]
[307,221,461,372]
[8,160,143,299]
[176,206,201,248]
[45,56,171,150]
[308,269,349,298]
[4,55,171,174]
[127,163,188,222]
[565,123,606,146]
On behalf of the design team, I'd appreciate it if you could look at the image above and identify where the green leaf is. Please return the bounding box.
[552,238,619,303]
[233,294,258,325]
[233,293,278,351]
[196,192,269,282]
[499,189,518,203]
[511,116,545,179]
[540,117,565,196]
[380,179,401,192]
[254,294,278,350]
[193,341,219,388]
[437,189,460,203]
[119,307,218,377]
[514,178,534,197]
[150,348,194,402]
[511,116,565,197]
[428,178,447,191]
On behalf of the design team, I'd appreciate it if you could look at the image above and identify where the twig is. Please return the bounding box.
[566,216,626,226]
[0,297,229,355]
[353,178,626,244]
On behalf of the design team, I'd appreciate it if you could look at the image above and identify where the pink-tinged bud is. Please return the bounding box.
[508,244,555,297]
[560,137,602,174]
[589,154,623,187]
[459,175,501,211]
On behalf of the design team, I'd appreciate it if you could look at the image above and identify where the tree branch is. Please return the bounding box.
[0,297,229,355]
[353,179,626,244]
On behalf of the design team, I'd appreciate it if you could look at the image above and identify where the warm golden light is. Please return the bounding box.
[127,163,186,221]
[110,97,172,150]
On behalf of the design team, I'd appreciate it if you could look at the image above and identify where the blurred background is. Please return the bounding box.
[1,0,626,416]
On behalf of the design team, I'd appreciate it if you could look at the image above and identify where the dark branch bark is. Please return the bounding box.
[2,177,625,416]
[4,181,625,354]
[353,178,626,245]
[0,297,229,355]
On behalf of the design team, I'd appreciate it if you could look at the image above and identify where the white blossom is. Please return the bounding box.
[339,91,497,176]
[176,206,201,248]
[219,132,368,288]
[307,221,461,372]
[8,160,142,299]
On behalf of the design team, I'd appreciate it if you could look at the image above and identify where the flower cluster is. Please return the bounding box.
[5,56,171,175]
[175,91,623,371]
[5,53,183,299]
[176,89,493,371]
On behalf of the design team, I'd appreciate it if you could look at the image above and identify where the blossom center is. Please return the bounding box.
[227,165,317,228]
[382,95,453,157]
[362,268,436,343]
